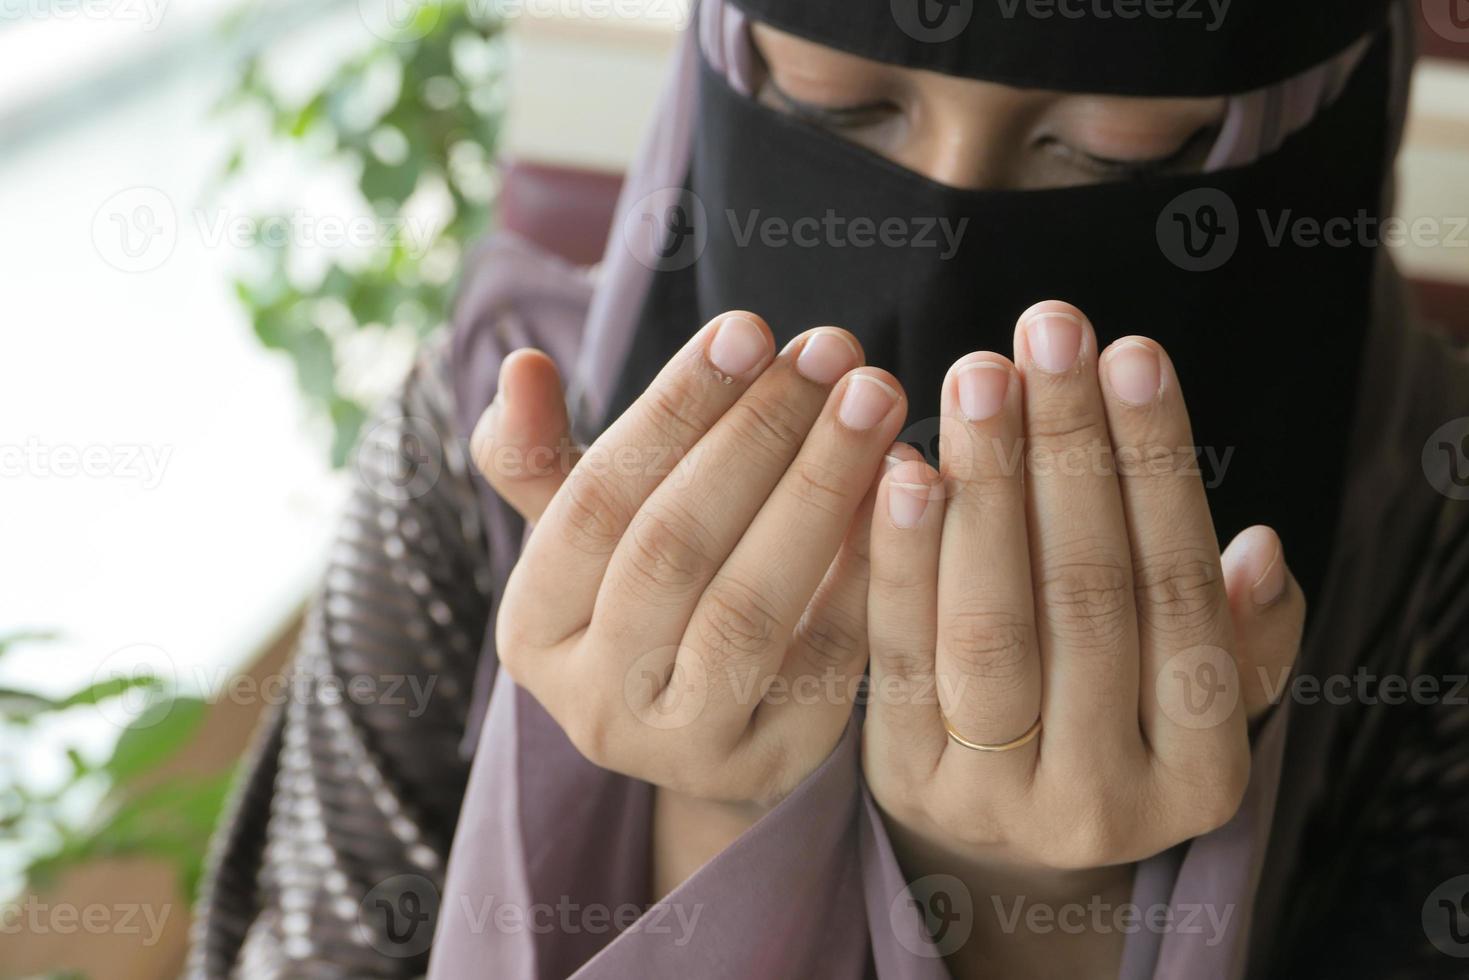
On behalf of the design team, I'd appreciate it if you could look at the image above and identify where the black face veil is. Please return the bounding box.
[609,0,1397,608]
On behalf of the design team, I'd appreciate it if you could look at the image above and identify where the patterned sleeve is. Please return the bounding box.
[187,336,493,979]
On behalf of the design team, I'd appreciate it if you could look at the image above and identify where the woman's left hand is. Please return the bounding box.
[863,301,1306,974]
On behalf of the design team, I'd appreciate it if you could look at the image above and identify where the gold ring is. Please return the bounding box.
[942,714,1042,752]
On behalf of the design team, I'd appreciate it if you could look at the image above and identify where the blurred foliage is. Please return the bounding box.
[0,631,227,907]
[213,0,506,465]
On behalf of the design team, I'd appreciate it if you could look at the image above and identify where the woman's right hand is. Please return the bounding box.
[471,312,908,808]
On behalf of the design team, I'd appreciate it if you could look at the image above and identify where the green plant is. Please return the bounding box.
[213,0,506,465]
[0,632,227,904]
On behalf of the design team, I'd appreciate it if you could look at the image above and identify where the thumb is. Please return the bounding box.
[469,349,581,524]
[1220,524,1306,721]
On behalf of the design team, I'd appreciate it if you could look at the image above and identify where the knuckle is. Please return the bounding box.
[787,457,855,519]
[941,608,1034,689]
[695,578,782,664]
[557,474,628,558]
[626,505,718,591]
[1039,554,1132,644]
[1025,403,1111,450]
[645,382,710,449]
[726,389,812,456]
[794,605,866,673]
[1135,548,1224,635]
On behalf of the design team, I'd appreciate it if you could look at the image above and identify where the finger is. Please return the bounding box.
[1098,337,1242,761]
[932,353,1042,772]
[764,462,882,754]
[596,328,862,648]
[505,312,775,650]
[1221,525,1305,720]
[470,349,580,524]
[689,368,907,737]
[867,453,949,777]
[1013,302,1142,761]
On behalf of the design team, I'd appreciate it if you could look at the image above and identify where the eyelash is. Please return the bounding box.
[766,79,1216,177]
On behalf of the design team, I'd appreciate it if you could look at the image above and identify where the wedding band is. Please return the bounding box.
[942,714,1042,752]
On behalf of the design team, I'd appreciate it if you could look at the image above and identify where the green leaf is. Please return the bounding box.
[56,674,162,711]
[101,696,207,786]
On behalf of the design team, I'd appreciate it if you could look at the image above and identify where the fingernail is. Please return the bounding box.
[1252,543,1286,606]
[796,329,860,385]
[1025,313,1083,374]
[708,315,769,378]
[957,361,1010,421]
[888,482,931,529]
[1106,342,1161,407]
[839,375,899,430]
[884,453,905,472]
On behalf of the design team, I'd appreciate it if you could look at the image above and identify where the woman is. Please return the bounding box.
[190,1,1469,977]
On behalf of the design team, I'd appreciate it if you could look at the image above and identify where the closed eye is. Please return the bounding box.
[1042,124,1219,178]
[765,78,897,130]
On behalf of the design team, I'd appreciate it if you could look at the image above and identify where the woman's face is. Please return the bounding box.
[751,23,1228,190]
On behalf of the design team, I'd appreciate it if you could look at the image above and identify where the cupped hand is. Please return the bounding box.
[472,312,908,807]
[862,302,1305,941]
